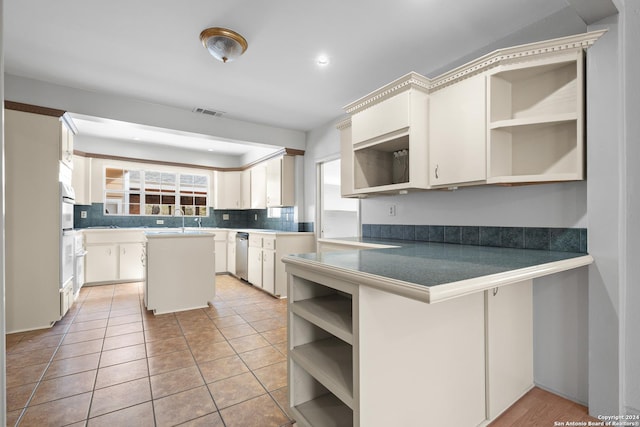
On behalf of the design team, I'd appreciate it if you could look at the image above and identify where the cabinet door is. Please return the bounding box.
[215,240,227,273]
[227,239,236,275]
[248,246,262,287]
[429,73,487,187]
[241,169,251,209]
[262,249,275,294]
[266,156,295,207]
[85,244,118,283]
[119,243,145,281]
[339,122,356,197]
[214,171,242,209]
[60,118,74,169]
[250,164,267,209]
[72,155,92,205]
[486,280,533,419]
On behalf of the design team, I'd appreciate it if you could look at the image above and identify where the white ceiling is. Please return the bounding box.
[3,0,607,154]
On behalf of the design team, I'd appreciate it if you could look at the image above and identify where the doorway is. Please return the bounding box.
[317,158,359,238]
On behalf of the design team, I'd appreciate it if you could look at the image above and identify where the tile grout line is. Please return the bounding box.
[12,287,95,426]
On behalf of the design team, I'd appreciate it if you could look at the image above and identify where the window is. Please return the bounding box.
[104,167,208,216]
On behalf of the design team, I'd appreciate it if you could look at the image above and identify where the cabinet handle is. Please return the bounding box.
[435,164,439,179]
[122,248,126,255]
[107,248,111,256]
[492,287,499,296]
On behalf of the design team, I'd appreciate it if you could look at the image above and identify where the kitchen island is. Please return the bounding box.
[144,230,216,315]
[283,239,593,427]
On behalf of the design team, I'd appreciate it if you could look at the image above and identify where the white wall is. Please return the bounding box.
[0,0,7,423]
[621,0,640,416]
[4,74,306,151]
[585,15,623,416]
[361,183,587,227]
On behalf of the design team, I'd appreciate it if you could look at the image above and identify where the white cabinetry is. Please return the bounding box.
[86,244,118,283]
[247,232,315,297]
[429,73,487,187]
[266,156,295,207]
[340,31,604,196]
[119,243,146,280]
[348,75,430,194]
[60,114,75,169]
[250,164,267,208]
[337,120,357,198]
[5,106,74,333]
[145,233,216,315]
[241,169,251,209]
[72,154,92,205]
[486,280,533,419]
[248,234,264,288]
[84,230,146,284]
[487,52,584,183]
[227,231,237,275]
[214,170,242,209]
[287,267,487,427]
[214,230,228,274]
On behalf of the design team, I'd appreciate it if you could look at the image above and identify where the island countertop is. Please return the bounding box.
[282,237,593,303]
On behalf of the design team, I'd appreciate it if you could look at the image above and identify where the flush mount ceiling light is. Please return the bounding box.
[199,27,248,63]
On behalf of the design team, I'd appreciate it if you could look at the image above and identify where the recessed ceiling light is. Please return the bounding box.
[133,137,141,141]
[207,148,214,152]
[317,55,330,66]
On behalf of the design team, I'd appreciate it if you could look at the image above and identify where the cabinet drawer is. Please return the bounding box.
[249,235,263,248]
[263,238,276,250]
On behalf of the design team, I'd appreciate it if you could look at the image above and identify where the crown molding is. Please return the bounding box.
[335,117,352,130]
[343,30,607,115]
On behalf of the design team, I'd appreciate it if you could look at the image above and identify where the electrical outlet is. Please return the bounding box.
[80,211,87,219]
[388,205,396,216]
[223,214,230,220]
[156,219,164,225]
[254,214,258,221]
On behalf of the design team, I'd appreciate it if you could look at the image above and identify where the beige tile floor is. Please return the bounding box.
[5,275,295,427]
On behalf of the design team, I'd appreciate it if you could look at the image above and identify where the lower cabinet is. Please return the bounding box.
[227,231,237,275]
[119,243,146,281]
[84,230,146,284]
[214,231,228,274]
[246,233,315,297]
[85,244,118,283]
[286,261,533,427]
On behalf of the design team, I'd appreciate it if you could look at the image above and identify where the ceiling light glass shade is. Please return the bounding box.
[199,27,248,63]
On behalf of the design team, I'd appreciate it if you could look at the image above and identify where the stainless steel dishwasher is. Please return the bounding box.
[235,232,249,281]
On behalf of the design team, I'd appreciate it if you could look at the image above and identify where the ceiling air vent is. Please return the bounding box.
[192,107,225,117]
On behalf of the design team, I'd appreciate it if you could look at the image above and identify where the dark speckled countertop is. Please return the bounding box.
[283,237,593,303]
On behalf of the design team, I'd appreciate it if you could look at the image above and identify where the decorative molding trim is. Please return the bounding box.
[5,100,65,118]
[343,71,430,114]
[343,30,607,113]
[335,117,352,130]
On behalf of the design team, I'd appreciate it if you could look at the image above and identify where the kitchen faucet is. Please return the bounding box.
[174,208,185,231]
[194,217,202,228]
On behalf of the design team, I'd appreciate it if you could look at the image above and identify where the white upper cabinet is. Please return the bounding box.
[339,30,605,197]
[428,73,487,187]
[214,170,242,209]
[266,155,295,207]
[60,113,76,169]
[346,73,430,195]
[487,51,584,183]
[250,164,267,209]
[241,169,251,209]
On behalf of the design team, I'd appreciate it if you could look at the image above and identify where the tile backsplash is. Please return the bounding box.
[74,203,312,232]
[362,224,588,253]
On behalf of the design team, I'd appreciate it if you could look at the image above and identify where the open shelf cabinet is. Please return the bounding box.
[289,273,357,427]
[487,52,584,183]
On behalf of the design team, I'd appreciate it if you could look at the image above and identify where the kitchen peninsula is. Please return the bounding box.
[283,239,593,427]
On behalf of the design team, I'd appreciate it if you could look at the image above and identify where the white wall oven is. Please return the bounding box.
[60,182,75,289]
